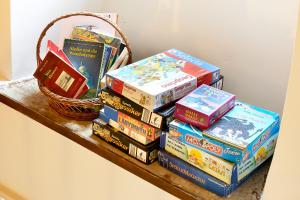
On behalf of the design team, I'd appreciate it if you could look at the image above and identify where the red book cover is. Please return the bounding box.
[34,51,87,98]
[47,40,73,66]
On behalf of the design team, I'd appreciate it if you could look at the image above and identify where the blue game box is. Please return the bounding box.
[169,101,280,163]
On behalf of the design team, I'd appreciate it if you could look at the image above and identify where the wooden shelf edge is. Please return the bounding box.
[0,93,202,200]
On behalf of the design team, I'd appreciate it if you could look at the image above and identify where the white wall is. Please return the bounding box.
[0,103,178,200]
[10,0,105,80]
[263,4,300,199]
[8,0,299,114]
[102,0,299,114]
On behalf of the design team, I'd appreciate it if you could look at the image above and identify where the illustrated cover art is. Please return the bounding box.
[166,49,220,83]
[71,25,121,70]
[92,118,159,164]
[63,39,104,98]
[106,49,221,110]
[175,84,235,129]
[33,51,87,98]
[71,26,121,49]
[204,101,280,150]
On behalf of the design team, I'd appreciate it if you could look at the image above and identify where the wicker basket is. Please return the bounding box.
[36,12,132,121]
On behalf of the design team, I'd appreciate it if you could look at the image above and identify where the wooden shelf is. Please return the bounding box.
[0,78,270,200]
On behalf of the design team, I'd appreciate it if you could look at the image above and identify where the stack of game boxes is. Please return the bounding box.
[158,84,280,196]
[92,49,222,164]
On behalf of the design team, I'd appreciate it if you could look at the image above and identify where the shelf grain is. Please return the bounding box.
[0,78,269,200]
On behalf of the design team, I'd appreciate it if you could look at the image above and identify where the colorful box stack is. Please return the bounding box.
[158,85,280,196]
[92,49,222,164]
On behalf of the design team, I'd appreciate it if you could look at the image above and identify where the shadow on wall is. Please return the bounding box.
[101,0,298,115]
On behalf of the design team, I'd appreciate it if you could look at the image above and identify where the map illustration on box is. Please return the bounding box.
[106,49,220,111]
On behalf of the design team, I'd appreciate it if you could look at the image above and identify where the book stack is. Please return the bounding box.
[158,85,280,196]
[34,13,129,99]
[92,49,222,164]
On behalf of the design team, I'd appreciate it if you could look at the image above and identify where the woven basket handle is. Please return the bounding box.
[36,12,132,67]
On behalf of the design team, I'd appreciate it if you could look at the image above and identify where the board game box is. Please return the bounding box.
[105,49,220,111]
[158,150,251,197]
[99,108,159,145]
[160,132,278,184]
[174,84,235,129]
[103,105,161,141]
[100,88,175,130]
[93,118,159,164]
[203,101,280,155]
[169,104,279,163]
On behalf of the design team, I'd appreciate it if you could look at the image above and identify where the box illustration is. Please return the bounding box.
[174,84,235,129]
[204,101,280,151]
[169,104,279,163]
[106,49,220,111]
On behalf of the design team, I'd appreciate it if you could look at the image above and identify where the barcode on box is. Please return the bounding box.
[129,144,147,162]
[129,143,137,157]
[141,109,151,123]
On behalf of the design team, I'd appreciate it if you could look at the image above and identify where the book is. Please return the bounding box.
[100,48,129,89]
[47,40,72,66]
[174,84,236,129]
[106,49,220,111]
[58,13,119,48]
[160,131,278,184]
[33,51,87,98]
[63,39,104,98]
[93,118,159,164]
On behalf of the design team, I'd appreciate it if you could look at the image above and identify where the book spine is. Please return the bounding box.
[160,133,235,184]
[208,96,236,127]
[92,120,159,164]
[105,74,156,111]
[174,103,209,129]
[169,121,243,163]
[158,150,236,197]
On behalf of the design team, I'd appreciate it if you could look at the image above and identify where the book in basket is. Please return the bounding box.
[34,51,87,98]
[63,39,104,98]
